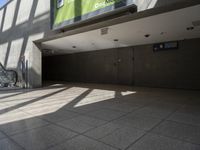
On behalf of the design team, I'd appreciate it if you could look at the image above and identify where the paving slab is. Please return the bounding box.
[84,123,120,140]
[152,120,200,145]
[10,125,77,150]
[0,117,49,136]
[99,126,145,149]
[112,114,162,131]
[57,115,106,133]
[127,133,200,150]
[0,138,23,150]
[0,131,6,140]
[48,135,117,150]
[86,108,126,121]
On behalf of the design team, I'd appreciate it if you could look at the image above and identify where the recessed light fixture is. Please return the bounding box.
[114,39,119,42]
[144,34,150,38]
[72,46,76,48]
[160,32,165,35]
[186,27,194,31]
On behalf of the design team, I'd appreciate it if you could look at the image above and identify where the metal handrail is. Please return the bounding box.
[0,62,18,87]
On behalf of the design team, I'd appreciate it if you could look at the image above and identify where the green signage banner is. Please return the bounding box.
[51,0,136,30]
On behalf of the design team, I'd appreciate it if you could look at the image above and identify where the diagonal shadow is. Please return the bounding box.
[0,86,71,115]
[4,0,21,67]
[0,92,24,100]
[63,88,93,109]
[0,88,37,102]
[17,0,39,68]
[0,5,6,32]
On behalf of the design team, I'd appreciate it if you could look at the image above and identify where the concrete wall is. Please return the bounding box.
[0,0,195,88]
[134,38,200,89]
[43,38,200,90]
[0,0,58,87]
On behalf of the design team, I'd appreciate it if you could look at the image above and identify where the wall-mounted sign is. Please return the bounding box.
[57,0,64,8]
[51,0,137,30]
[153,41,179,52]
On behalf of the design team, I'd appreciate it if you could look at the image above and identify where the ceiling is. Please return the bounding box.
[42,5,200,55]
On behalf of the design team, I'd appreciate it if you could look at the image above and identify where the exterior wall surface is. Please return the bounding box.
[43,38,200,90]
[0,0,197,88]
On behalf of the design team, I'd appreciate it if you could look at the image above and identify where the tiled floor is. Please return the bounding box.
[0,83,200,150]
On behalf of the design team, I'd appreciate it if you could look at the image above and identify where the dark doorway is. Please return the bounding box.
[42,47,134,85]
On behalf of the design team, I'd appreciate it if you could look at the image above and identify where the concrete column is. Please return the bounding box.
[27,43,42,88]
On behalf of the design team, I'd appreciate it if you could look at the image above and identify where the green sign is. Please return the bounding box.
[52,0,136,30]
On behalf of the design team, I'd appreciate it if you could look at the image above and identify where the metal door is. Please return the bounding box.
[116,47,134,85]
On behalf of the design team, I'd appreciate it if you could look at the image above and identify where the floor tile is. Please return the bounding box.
[10,124,77,150]
[118,95,155,106]
[57,116,101,133]
[84,123,120,139]
[167,105,200,126]
[40,110,80,122]
[21,105,65,117]
[168,112,200,126]
[64,104,101,114]
[131,102,179,119]
[48,135,117,150]
[72,115,107,127]
[101,102,142,113]
[0,110,32,125]
[0,118,49,136]
[0,138,23,150]
[127,133,200,150]
[0,131,6,140]
[152,120,200,144]
[86,108,126,121]
[99,126,145,149]
[176,105,200,117]
[112,114,161,131]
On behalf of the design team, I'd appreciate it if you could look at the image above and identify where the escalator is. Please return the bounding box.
[0,62,18,88]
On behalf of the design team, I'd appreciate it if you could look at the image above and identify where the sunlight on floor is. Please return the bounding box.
[74,90,136,107]
[0,85,137,125]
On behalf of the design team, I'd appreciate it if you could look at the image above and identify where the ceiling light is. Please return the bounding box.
[186,27,194,31]
[160,32,165,35]
[144,34,150,38]
[114,39,119,42]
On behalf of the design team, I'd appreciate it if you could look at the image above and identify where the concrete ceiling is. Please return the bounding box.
[42,5,200,55]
